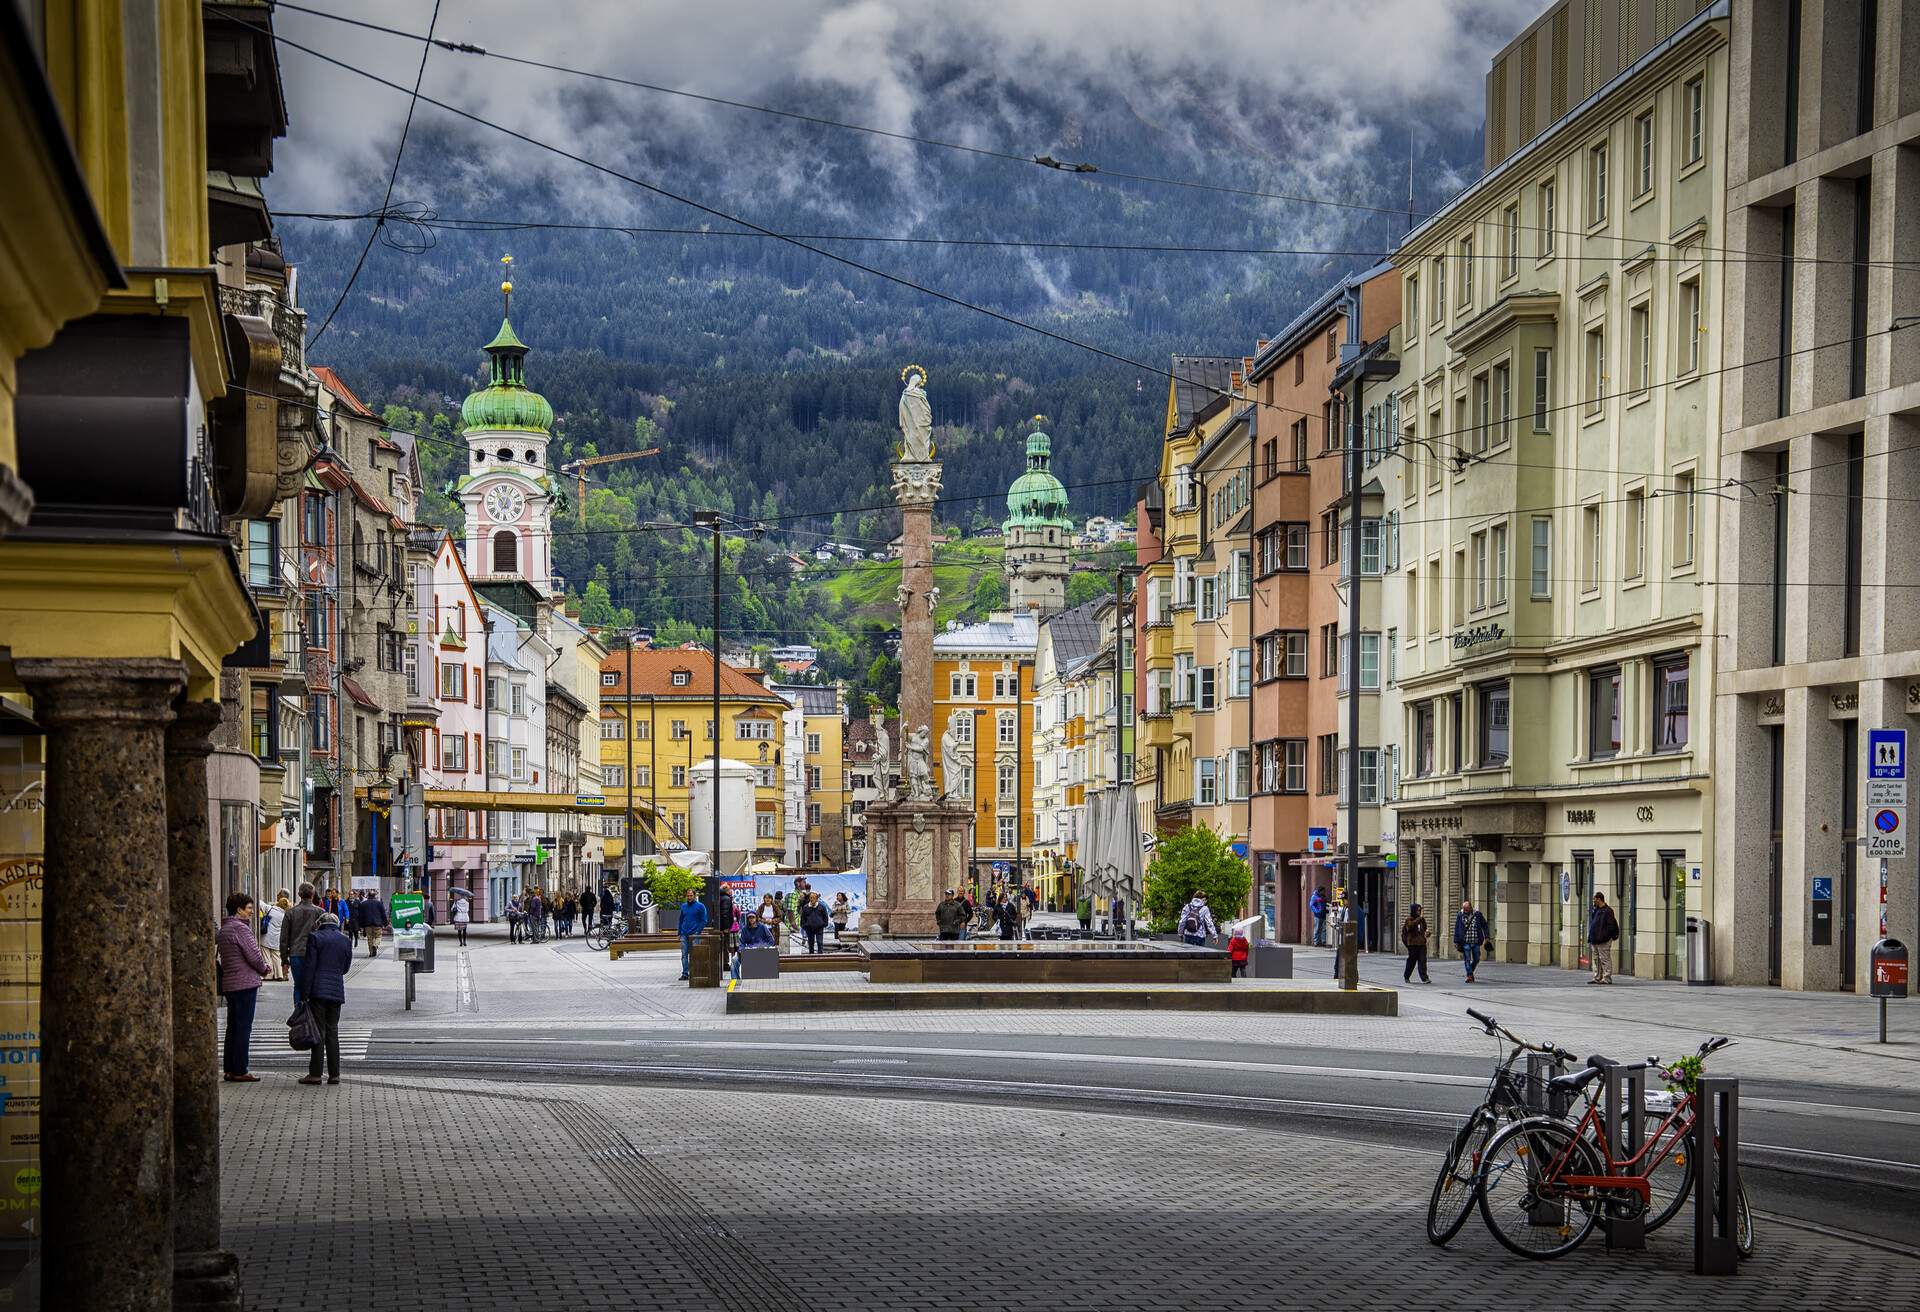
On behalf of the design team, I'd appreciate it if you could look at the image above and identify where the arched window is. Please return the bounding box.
[473,450,485,463]
[492,530,518,574]
[524,449,537,463]
[496,447,513,463]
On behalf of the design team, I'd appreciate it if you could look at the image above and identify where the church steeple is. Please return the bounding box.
[1003,418,1073,616]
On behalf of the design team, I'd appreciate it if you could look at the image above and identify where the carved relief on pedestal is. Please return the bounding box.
[891,461,943,506]
[904,829,935,901]
[947,831,964,887]
[869,830,889,904]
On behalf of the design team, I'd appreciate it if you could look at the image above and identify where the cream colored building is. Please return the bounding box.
[1188,395,1256,844]
[1390,0,1728,979]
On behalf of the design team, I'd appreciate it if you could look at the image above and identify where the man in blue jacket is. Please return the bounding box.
[1452,899,1490,984]
[677,886,710,981]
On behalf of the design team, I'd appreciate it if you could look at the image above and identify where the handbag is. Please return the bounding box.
[287,1003,321,1051]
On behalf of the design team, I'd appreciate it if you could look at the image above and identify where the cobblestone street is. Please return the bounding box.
[222,1074,1920,1311]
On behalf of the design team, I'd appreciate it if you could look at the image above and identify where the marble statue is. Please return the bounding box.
[895,583,913,613]
[925,585,939,613]
[904,724,935,801]
[939,715,968,802]
[898,367,933,462]
[869,708,894,801]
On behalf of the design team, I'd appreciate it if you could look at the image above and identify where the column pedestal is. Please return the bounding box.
[861,800,974,936]
[17,658,184,1312]
[167,699,243,1308]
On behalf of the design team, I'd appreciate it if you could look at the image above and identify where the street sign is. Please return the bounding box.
[637,888,655,910]
[1867,806,1907,859]
[575,794,607,807]
[1868,778,1906,807]
[390,891,425,929]
[1869,729,1907,780]
[1307,827,1330,856]
[1812,876,1833,901]
[1560,871,1572,903]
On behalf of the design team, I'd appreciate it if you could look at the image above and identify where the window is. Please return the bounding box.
[806,732,821,754]
[1283,740,1307,793]
[1294,353,1305,385]
[1479,681,1510,766]
[1587,141,1608,224]
[670,718,687,740]
[1405,274,1420,334]
[1326,329,1338,362]
[1582,504,1603,592]
[1630,303,1651,394]
[601,672,618,687]
[439,661,465,701]
[1258,741,1280,793]
[1386,629,1397,686]
[705,719,716,740]
[671,765,687,787]
[511,685,526,718]
[1317,734,1338,795]
[1174,557,1194,607]
[1653,654,1690,751]
[1197,665,1216,711]
[1230,550,1252,599]
[1585,325,1606,416]
[1283,631,1308,678]
[1472,373,1491,453]
[1539,180,1556,255]
[997,815,1017,848]
[1149,668,1172,714]
[1230,648,1251,698]
[491,530,518,574]
[600,718,624,741]
[736,719,772,740]
[1196,757,1218,807]
[1174,464,1197,510]
[1634,111,1654,196]
[247,519,278,589]
[1502,204,1519,278]
[1284,523,1309,570]
[1457,236,1474,307]
[1358,633,1380,691]
[1228,748,1251,802]
[997,713,1016,746]
[1672,471,1697,569]
[1493,363,1510,447]
[952,714,972,745]
[1357,748,1382,805]
[1257,528,1280,576]
[1414,701,1435,776]
[1174,653,1196,705]
[1679,276,1702,375]
[1197,573,1217,622]
[1533,348,1551,430]
[509,746,527,782]
[1320,624,1339,678]
[1531,517,1552,598]
[1588,667,1623,759]
[603,764,624,787]
[756,813,776,840]
[1472,530,1488,610]
[1385,510,1400,571]
[1322,511,1340,567]
[1625,489,1646,580]
[1428,567,1442,635]
[1360,518,1382,575]
[1433,257,1446,320]
[948,672,977,699]
[1684,76,1705,165]
[994,673,1018,699]
[1452,548,1467,624]
[1491,522,1508,605]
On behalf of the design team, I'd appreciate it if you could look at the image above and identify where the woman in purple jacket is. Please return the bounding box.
[216,892,270,1082]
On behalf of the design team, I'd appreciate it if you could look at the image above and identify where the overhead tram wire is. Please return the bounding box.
[276,1,1914,272]
[301,0,443,350]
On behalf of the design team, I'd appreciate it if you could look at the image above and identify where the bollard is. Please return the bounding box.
[1335,921,1359,991]
[1524,1054,1553,1115]
[1602,1062,1646,1249]
[1693,1076,1740,1275]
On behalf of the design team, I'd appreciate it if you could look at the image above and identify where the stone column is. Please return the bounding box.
[892,460,940,742]
[167,698,242,1307]
[16,658,184,1312]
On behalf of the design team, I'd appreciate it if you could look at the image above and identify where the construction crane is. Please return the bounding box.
[560,448,661,524]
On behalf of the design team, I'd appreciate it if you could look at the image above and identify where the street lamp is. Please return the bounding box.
[690,509,766,878]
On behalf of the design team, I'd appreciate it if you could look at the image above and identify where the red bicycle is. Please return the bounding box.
[1474,1036,1754,1260]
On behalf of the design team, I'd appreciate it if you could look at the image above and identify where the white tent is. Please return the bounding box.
[1079,788,1143,938]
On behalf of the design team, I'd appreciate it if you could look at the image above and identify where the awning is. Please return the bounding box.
[340,675,379,711]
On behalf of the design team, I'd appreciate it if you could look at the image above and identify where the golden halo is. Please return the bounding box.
[900,363,928,385]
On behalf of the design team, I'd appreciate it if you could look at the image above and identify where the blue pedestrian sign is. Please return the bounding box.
[1811,876,1833,901]
[1869,729,1907,780]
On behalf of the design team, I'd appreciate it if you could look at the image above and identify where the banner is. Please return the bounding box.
[0,747,43,1293]
[748,870,867,928]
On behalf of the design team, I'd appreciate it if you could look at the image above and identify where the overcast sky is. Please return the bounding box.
[272,0,1536,215]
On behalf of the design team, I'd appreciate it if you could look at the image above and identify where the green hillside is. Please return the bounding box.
[815,539,1004,627]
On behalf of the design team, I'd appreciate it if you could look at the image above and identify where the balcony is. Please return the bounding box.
[218,283,306,382]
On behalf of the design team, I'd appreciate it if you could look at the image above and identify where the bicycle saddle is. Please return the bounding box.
[1546,1056,1610,1096]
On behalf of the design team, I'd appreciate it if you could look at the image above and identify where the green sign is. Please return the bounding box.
[390,892,425,929]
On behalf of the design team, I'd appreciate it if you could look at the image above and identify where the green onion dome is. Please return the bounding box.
[1004,430,1072,530]
[460,317,553,433]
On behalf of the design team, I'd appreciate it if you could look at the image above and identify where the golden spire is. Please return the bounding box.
[500,253,514,317]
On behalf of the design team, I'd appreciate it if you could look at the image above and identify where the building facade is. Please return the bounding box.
[933,613,1038,883]
[1003,430,1074,616]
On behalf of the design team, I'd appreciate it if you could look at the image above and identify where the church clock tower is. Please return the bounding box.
[1003,428,1073,617]
[457,259,557,595]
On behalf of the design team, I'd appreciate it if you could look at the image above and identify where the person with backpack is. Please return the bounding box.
[799,892,830,954]
[1587,892,1621,984]
[1310,886,1329,946]
[1452,898,1490,984]
[1401,904,1431,983]
[1178,893,1217,946]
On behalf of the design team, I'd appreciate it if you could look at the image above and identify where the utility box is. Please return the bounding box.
[1249,942,1294,979]
[1685,916,1713,986]
[1871,938,1909,999]
[738,946,780,981]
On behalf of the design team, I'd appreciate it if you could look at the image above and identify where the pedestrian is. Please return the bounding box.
[556,890,573,939]
[934,889,967,941]
[451,894,470,947]
[957,886,976,940]
[216,892,270,1083]
[676,887,709,981]
[1311,886,1329,946]
[578,888,594,933]
[1019,885,1037,940]
[734,911,773,981]
[800,892,830,954]
[1452,898,1490,984]
[282,882,325,1007]
[1178,892,1217,946]
[599,882,616,926]
[361,889,389,958]
[996,894,1020,940]
[1076,894,1093,938]
[341,890,361,950]
[1227,925,1251,977]
[298,912,352,1086]
[259,891,288,981]
[830,892,850,941]
[1401,903,1432,983]
[1587,892,1620,985]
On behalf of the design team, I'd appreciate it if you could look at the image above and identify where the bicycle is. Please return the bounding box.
[585,913,634,953]
[1426,1008,1576,1245]
[1474,1035,1755,1260]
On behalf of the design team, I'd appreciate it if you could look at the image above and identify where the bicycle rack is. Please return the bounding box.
[1694,1077,1741,1275]
[1601,1062,1647,1251]
[1523,1054,1572,1227]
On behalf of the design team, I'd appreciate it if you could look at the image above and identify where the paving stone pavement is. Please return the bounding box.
[220,1075,1920,1311]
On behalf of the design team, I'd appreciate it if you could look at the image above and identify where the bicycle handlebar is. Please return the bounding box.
[1700,1035,1731,1055]
[1467,1008,1495,1032]
[1464,1008,1571,1064]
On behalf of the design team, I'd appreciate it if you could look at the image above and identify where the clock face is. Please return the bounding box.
[484,485,526,523]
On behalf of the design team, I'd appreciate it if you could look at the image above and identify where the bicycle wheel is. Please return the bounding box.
[1477,1118,1604,1260]
[1736,1179,1755,1257]
[1427,1108,1497,1245]
[1639,1112,1694,1233]
[586,925,609,952]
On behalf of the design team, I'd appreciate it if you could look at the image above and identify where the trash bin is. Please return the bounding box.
[1249,942,1293,979]
[1685,915,1712,986]
[1871,938,1909,999]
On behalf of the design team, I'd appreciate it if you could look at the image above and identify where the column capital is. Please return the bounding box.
[166,698,223,758]
[15,658,185,728]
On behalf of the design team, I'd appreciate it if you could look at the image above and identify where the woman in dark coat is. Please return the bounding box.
[996,896,1020,941]
[299,913,353,1086]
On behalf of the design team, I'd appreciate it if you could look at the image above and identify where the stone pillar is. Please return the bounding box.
[16,658,184,1312]
[892,460,940,742]
[167,699,242,1307]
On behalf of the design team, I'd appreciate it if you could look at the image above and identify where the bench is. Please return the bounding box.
[774,952,867,974]
[608,933,678,961]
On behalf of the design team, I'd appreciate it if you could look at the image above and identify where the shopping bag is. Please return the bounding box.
[286,1003,321,1051]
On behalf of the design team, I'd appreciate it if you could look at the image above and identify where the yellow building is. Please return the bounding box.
[775,683,848,868]
[0,4,299,1306]
[598,648,791,863]
[933,613,1038,887]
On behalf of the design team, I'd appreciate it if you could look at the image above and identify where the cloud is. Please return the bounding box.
[270,0,1533,215]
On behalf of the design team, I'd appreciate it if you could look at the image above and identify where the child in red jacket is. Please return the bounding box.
[1227,928,1251,977]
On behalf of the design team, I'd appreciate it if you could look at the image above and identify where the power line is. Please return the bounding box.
[302,0,442,350]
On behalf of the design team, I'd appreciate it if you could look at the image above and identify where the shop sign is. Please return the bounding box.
[1403,815,1462,834]
[1450,623,1508,655]
[1565,808,1597,824]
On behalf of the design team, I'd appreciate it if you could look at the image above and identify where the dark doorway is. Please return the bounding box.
[1842,718,1859,990]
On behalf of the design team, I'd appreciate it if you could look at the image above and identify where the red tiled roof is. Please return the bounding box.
[598,648,783,703]
[312,366,377,419]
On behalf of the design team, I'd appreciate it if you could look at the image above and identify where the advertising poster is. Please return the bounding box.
[0,746,43,1302]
